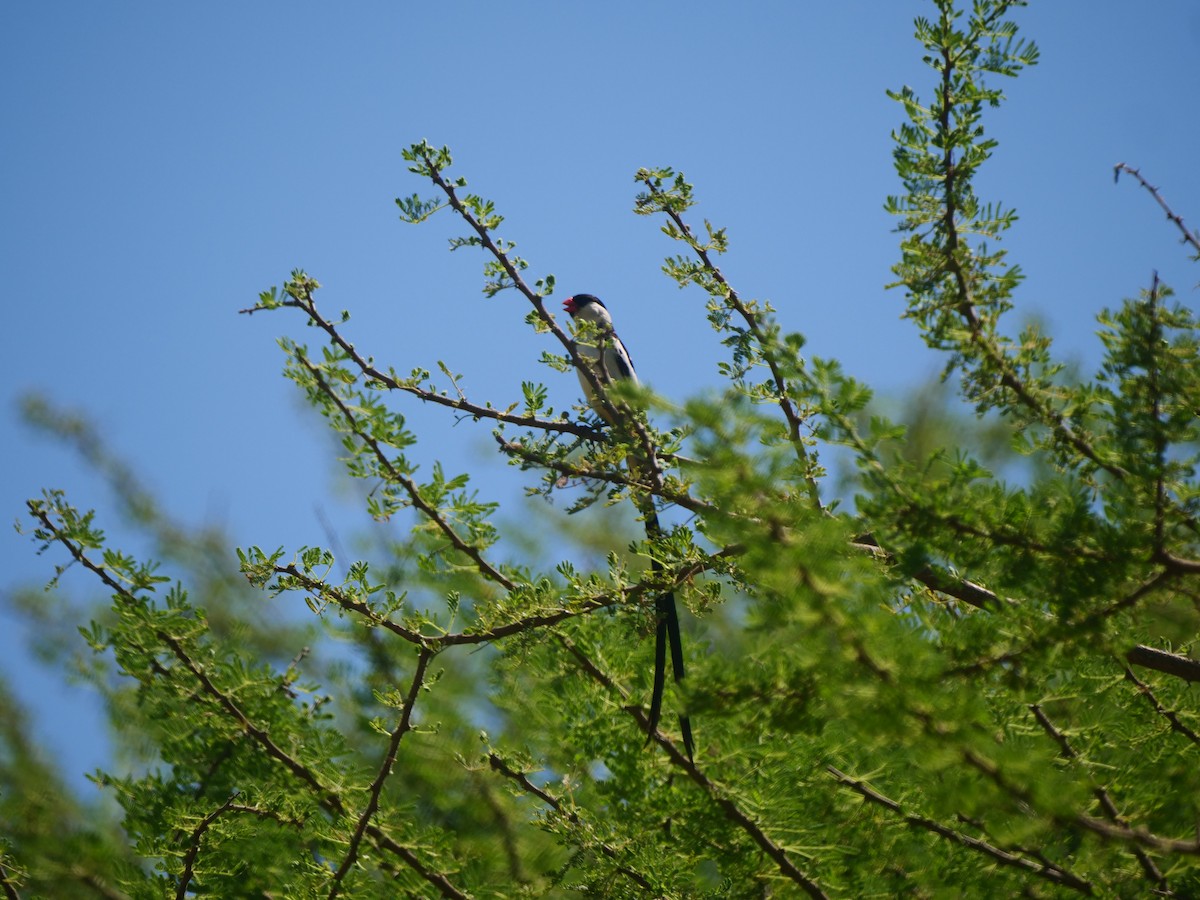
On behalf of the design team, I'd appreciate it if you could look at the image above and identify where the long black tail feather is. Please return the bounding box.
[647,593,669,742]
[644,507,694,761]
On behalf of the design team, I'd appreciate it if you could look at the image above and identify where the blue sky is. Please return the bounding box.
[3,2,1198,791]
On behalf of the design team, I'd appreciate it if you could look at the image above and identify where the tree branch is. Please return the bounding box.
[175,794,241,900]
[827,766,1093,894]
[934,42,1125,480]
[493,435,716,517]
[298,352,516,592]
[0,856,22,900]
[414,145,629,430]
[329,648,434,898]
[30,503,468,900]
[1123,666,1200,745]
[555,634,829,899]
[1030,704,1166,891]
[1124,645,1200,684]
[1114,163,1200,257]
[637,175,823,510]
[275,545,741,649]
[486,753,657,893]
[242,290,605,443]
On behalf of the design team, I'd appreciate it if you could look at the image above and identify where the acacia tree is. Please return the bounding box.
[7,0,1200,896]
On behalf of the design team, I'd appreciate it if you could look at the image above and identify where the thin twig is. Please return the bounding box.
[175,794,241,900]
[1030,705,1167,891]
[329,648,434,898]
[555,634,828,898]
[935,44,1125,480]
[949,570,1176,677]
[494,435,716,517]
[487,754,656,892]
[415,147,628,430]
[638,177,823,510]
[274,565,430,645]
[298,352,516,591]
[950,696,1199,862]
[1123,666,1200,745]
[827,766,1093,894]
[276,546,741,649]
[242,292,604,443]
[1114,163,1200,256]
[0,856,22,900]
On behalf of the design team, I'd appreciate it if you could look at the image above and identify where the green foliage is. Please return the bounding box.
[8,1,1200,896]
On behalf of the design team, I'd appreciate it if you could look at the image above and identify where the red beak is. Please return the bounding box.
[562,296,577,315]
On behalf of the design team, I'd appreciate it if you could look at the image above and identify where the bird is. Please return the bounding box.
[562,293,694,761]
[561,294,637,423]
